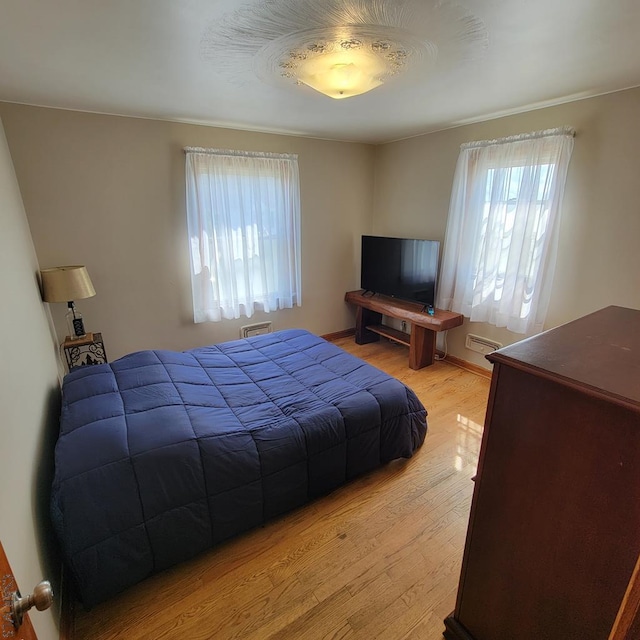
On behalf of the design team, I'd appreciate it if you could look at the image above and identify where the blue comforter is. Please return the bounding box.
[51,329,427,605]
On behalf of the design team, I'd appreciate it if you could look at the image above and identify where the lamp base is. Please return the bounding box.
[65,333,90,342]
[66,302,87,339]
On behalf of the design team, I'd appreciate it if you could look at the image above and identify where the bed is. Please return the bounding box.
[50,329,427,606]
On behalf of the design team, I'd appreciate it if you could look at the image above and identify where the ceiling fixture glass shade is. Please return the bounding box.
[202,0,487,100]
[266,26,425,99]
[298,56,382,99]
[295,46,386,99]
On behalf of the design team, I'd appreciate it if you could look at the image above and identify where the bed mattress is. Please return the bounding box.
[51,329,427,605]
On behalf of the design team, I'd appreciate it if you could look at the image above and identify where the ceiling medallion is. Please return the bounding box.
[202,0,487,100]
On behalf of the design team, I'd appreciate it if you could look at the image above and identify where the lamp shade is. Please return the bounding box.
[40,266,96,303]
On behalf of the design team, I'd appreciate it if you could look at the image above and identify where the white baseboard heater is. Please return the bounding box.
[240,322,273,338]
[465,333,502,355]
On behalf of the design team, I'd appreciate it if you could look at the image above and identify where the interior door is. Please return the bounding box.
[1,541,39,640]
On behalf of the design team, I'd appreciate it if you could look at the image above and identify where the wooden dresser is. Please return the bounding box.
[444,306,640,640]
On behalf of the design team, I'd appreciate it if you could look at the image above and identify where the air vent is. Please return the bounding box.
[240,322,273,338]
[465,333,502,355]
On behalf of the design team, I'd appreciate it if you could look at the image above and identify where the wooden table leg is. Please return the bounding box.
[355,307,382,345]
[409,324,436,369]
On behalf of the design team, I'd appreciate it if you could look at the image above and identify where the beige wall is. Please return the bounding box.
[373,87,640,368]
[2,91,640,371]
[0,104,373,360]
[1,87,640,638]
[3,90,640,372]
[0,119,62,640]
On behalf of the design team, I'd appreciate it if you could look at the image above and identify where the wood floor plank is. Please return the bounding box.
[73,337,490,640]
[352,548,461,640]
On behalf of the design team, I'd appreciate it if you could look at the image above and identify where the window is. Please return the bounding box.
[185,148,301,322]
[436,127,574,334]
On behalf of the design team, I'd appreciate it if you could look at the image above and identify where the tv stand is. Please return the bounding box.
[344,290,464,369]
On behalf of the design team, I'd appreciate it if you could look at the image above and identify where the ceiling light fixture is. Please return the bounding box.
[271,27,424,100]
[202,0,487,100]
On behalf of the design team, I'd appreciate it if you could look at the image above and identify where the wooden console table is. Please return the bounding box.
[344,290,463,369]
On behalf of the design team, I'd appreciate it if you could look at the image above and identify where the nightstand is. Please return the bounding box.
[62,332,108,370]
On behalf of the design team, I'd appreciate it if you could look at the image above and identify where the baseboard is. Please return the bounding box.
[321,328,356,341]
[437,352,492,379]
[324,329,492,379]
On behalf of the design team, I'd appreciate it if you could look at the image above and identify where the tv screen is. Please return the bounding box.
[361,235,440,306]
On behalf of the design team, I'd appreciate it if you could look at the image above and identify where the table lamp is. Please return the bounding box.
[40,266,96,339]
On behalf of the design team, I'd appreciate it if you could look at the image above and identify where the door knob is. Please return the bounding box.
[11,580,53,629]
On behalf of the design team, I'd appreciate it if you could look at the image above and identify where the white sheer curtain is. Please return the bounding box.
[185,147,301,323]
[436,127,574,334]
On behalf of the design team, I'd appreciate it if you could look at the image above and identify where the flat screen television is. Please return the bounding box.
[361,235,440,307]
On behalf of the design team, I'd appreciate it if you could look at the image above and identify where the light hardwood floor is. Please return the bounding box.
[73,337,491,640]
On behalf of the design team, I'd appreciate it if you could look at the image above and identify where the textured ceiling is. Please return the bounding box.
[0,0,639,143]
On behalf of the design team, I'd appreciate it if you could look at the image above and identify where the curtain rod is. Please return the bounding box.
[183,146,297,160]
[461,126,575,150]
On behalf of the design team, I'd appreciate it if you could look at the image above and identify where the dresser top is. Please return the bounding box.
[488,306,640,409]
